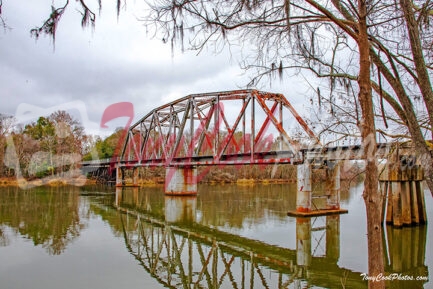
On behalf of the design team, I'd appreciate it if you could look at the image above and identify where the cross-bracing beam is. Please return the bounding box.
[120,89,321,167]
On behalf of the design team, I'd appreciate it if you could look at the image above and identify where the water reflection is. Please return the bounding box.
[115,187,366,288]
[165,196,197,223]
[0,186,84,255]
[384,226,429,288]
[0,185,429,289]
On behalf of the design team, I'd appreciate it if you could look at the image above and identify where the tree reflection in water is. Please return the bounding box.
[0,185,429,288]
[0,186,85,255]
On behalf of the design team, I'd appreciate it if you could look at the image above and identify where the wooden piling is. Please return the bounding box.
[391,182,403,227]
[379,159,427,227]
[410,181,419,224]
[401,181,411,225]
[416,181,427,224]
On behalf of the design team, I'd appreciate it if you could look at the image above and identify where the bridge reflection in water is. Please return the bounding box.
[112,186,429,289]
[115,187,366,289]
[0,186,428,288]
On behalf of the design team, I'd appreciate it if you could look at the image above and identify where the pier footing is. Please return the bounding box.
[287,209,348,217]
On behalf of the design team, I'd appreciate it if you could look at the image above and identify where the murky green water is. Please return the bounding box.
[0,183,431,289]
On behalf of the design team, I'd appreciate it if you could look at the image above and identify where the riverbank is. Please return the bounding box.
[0,176,91,187]
[0,161,364,188]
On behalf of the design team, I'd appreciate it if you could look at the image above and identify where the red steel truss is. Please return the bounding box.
[120,89,320,166]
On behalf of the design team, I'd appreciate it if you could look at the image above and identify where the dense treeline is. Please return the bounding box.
[0,111,88,179]
[1,112,362,182]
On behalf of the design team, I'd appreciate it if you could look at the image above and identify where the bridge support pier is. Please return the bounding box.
[292,161,346,216]
[116,166,125,187]
[165,166,198,196]
[296,163,312,212]
[115,166,139,187]
[325,161,340,210]
[380,159,426,227]
[383,225,428,287]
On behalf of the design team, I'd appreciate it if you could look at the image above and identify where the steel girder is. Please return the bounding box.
[120,89,320,166]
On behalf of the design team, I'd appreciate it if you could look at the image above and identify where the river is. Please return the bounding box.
[0,182,431,289]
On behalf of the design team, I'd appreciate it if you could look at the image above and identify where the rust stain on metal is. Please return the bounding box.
[90,89,322,170]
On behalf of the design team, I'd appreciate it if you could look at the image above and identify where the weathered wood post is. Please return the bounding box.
[115,187,122,207]
[380,154,427,227]
[116,166,139,187]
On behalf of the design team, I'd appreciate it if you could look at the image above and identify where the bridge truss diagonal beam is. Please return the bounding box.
[121,89,321,167]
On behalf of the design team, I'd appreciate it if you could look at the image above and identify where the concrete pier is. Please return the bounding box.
[289,161,347,217]
[116,166,139,187]
[165,166,198,195]
[296,163,312,212]
[325,161,340,210]
[116,166,124,187]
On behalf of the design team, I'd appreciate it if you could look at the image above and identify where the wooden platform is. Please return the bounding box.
[287,208,348,217]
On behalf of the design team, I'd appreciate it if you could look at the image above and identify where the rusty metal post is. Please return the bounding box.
[297,163,312,212]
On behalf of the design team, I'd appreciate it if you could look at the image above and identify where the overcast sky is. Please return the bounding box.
[0,0,313,136]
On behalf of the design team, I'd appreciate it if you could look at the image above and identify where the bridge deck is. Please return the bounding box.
[81,143,394,168]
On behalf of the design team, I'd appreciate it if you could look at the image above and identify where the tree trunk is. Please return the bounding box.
[399,0,433,193]
[358,1,385,288]
[400,0,433,139]
[370,49,433,196]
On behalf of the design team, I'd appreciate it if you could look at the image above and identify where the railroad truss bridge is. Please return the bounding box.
[82,89,427,225]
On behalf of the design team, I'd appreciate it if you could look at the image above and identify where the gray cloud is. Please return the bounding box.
[0,1,311,136]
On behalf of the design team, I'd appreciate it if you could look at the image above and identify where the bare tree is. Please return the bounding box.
[141,0,433,191]
[48,110,86,176]
[1,1,432,287]
[0,114,15,176]
[141,1,433,288]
